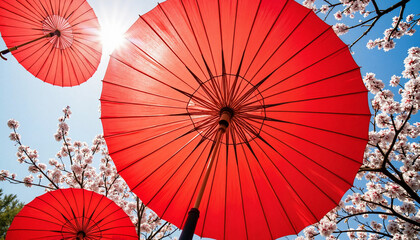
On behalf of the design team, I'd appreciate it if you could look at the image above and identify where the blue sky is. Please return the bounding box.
[0,0,419,239]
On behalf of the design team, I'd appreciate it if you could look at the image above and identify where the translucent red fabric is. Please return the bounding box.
[6,188,137,239]
[0,0,101,86]
[101,0,371,239]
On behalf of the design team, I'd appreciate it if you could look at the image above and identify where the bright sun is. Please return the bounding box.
[100,21,126,55]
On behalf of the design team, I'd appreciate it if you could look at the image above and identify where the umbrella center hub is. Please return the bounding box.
[42,15,74,49]
[76,231,86,239]
[61,217,102,239]
[187,74,266,144]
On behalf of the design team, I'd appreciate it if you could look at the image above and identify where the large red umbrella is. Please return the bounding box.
[6,188,138,239]
[0,0,102,86]
[100,0,370,239]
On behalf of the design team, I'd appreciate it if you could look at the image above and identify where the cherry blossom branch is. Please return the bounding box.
[0,175,55,190]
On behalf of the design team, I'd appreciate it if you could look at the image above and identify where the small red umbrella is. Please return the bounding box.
[100,0,371,239]
[6,188,138,239]
[0,0,102,86]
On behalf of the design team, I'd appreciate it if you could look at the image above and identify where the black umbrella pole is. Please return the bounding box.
[179,111,231,240]
[1,30,59,60]
[180,208,200,240]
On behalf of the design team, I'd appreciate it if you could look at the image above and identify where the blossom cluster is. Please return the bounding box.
[303,0,419,51]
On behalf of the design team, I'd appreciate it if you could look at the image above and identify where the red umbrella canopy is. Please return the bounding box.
[100,0,371,239]
[6,188,137,239]
[0,0,102,86]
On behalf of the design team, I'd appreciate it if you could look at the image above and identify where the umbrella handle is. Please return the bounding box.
[0,48,13,60]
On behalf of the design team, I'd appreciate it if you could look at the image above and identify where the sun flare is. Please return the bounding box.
[100,21,126,55]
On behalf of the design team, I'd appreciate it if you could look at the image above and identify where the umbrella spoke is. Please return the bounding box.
[103,118,193,138]
[253,135,319,222]
[136,15,199,92]
[241,0,289,78]
[228,0,262,104]
[258,46,355,97]
[242,112,368,141]
[161,139,212,219]
[108,118,195,157]
[245,8,311,82]
[257,130,341,202]
[261,125,357,185]
[238,142,274,239]
[262,90,368,111]
[100,99,187,110]
[230,130,250,240]
[235,25,332,108]
[110,56,213,106]
[102,80,188,104]
[157,3,208,80]
[141,133,205,206]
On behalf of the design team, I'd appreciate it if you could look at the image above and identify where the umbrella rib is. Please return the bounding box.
[63,45,85,85]
[253,135,319,222]
[60,189,82,232]
[242,66,361,108]
[261,125,356,186]
[137,14,198,92]
[234,23,332,109]
[0,7,40,27]
[238,141,274,239]
[262,90,369,109]
[243,112,368,141]
[41,190,79,232]
[62,0,86,20]
[242,0,290,78]
[258,46,354,97]
[160,139,212,219]
[181,1,226,106]
[229,0,263,104]
[199,133,222,237]
[70,188,82,232]
[11,214,66,227]
[232,10,315,107]
[217,0,229,106]
[102,80,187,104]
[4,0,42,24]
[223,130,229,240]
[194,0,218,76]
[157,3,208,80]
[262,129,345,204]
[228,0,239,75]
[17,38,51,71]
[225,128,249,240]
[244,139,299,234]
[103,118,192,138]
[135,132,203,202]
[66,39,101,84]
[262,109,372,117]
[178,0,219,93]
[87,207,123,232]
[257,116,363,166]
[100,98,187,110]
[62,43,80,86]
[179,128,220,229]
[110,56,214,108]
[115,122,202,174]
[246,8,312,82]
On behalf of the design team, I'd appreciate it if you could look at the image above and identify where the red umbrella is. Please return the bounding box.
[100,0,370,239]
[0,0,102,86]
[6,188,137,239]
